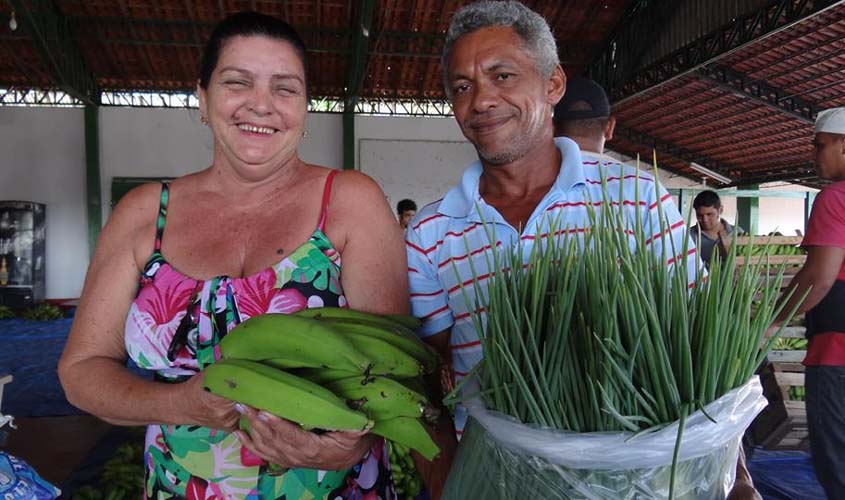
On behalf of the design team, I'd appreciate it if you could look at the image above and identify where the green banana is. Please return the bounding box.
[386,314,423,330]
[322,375,439,422]
[285,367,364,385]
[295,307,413,331]
[324,319,437,373]
[344,330,426,377]
[203,358,372,431]
[219,314,371,373]
[371,417,440,461]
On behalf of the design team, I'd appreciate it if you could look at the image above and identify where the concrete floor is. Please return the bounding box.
[4,415,113,486]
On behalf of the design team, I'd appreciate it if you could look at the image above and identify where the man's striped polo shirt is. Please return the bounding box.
[406,137,699,434]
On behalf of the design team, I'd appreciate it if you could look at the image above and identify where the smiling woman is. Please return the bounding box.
[57,11,408,500]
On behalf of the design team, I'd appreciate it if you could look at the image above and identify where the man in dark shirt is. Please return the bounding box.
[689,190,742,268]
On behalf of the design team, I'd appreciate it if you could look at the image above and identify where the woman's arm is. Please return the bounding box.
[58,183,239,430]
[330,170,410,314]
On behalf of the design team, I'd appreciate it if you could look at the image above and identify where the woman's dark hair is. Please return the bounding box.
[199,11,308,90]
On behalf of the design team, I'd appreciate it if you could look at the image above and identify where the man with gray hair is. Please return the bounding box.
[403,1,756,498]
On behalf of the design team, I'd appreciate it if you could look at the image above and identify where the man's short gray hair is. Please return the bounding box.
[441,1,558,99]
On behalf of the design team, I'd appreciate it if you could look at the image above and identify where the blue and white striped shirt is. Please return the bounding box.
[406,138,699,434]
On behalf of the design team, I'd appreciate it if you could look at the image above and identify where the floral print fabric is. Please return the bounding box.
[124,181,396,499]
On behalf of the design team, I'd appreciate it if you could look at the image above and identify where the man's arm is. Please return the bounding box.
[412,328,458,500]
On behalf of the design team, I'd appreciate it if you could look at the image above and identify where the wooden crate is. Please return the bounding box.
[734,236,806,272]
[749,327,809,451]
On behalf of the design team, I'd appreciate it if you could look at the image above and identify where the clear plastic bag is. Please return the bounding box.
[442,377,767,499]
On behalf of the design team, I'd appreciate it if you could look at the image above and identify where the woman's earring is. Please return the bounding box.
[200,116,208,125]
[301,130,308,139]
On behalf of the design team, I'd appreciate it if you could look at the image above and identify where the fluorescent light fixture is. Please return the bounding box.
[689,162,733,185]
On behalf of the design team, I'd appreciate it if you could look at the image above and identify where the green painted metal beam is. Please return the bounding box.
[736,185,759,235]
[668,188,811,200]
[343,110,356,171]
[342,0,375,171]
[11,0,98,105]
[85,105,102,258]
[804,191,817,234]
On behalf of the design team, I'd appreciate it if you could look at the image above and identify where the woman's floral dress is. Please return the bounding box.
[123,172,396,499]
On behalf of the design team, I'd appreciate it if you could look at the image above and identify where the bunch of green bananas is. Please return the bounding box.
[738,244,805,257]
[773,337,808,350]
[789,385,806,401]
[72,441,145,500]
[203,307,442,465]
[388,441,424,499]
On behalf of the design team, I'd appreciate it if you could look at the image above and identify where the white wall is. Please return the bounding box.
[356,115,470,212]
[0,107,88,299]
[758,183,817,236]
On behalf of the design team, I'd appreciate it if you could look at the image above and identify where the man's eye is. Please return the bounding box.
[497,73,512,81]
[454,83,470,94]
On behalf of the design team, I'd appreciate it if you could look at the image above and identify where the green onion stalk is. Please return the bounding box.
[450,165,805,498]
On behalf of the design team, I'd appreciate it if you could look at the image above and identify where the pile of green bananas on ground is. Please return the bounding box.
[72,439,145,500]
[204,307,442,465]
[388,440,424,499]
[737,243,805,257]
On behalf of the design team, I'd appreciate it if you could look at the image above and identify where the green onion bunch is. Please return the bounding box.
[454,174,803,496]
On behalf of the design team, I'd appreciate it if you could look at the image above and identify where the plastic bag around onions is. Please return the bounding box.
[442,377,767,500]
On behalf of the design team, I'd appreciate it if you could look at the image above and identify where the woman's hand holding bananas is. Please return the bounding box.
[177,371,242,432]
[234,404,374,470]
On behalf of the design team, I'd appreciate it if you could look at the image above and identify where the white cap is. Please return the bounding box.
[815,107,845,134]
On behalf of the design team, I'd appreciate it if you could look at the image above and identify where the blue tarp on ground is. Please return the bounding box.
[0,319,149,417]
[0,319,80,417]
[748,448,826,500]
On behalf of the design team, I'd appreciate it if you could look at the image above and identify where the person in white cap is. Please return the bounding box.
[772,106,845,499]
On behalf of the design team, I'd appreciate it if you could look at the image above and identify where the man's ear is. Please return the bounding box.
[547,64,566,106]
[605,116,616,141]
